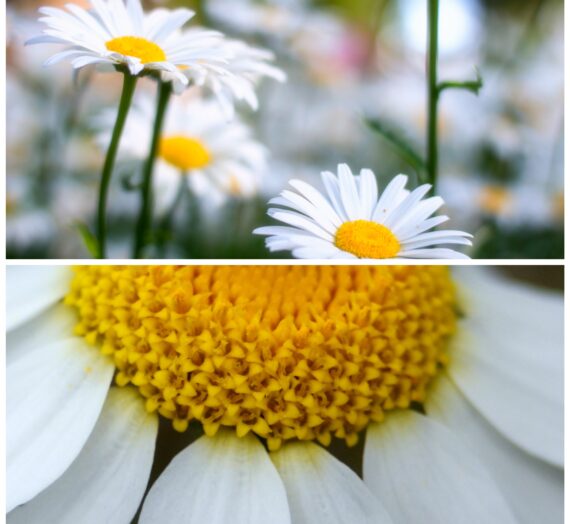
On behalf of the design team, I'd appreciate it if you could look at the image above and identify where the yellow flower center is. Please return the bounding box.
[159,136,212,170]
[105,36,166,64]
[65,266,457,450]
[479,186,512,215]
[335,220,401,259]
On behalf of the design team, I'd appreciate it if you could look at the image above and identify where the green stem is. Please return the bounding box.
[96,72,137,258]
[133,81,172,258]
[426,0,440,193]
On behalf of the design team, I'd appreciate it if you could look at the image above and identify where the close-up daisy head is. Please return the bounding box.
[26,0,229,86]
[254,163,473,259]
[6,265,563,523]
[98,94,268,211]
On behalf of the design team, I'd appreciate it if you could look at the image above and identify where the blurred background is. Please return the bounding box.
[6,0,564,259]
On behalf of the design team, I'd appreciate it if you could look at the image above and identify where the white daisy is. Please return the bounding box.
[167,36,286,115]
[254,163,473,259]
[6,266,563,523]
[206,0,303,38]
[26,0,228,86]
[98,93,268,211]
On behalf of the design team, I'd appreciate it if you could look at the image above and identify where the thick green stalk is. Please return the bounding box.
[96,72,137,258]
[426,0,440,193]
[133,81,172,258]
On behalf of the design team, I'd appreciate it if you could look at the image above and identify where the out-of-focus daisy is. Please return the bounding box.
[26,0,228,87]
[98,94,268,210]
[206,0,304,39]
[439,177,560,230]
[254,163,473,259]
[168,37,286,115]
[6,266,562,523]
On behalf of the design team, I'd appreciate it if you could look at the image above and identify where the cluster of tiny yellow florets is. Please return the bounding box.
[65,266,457,450]
[105,36,167,64]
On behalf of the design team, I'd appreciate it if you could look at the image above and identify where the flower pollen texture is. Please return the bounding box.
[65,266,457,450]
[334,220,401,259]
[105,36,167,64]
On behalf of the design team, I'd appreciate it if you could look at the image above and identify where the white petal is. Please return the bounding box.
[7,266,70,331]
[272,441,393,524]
[267,209,334,241]
[8,388,157,524]
[7,303,76,365]
[372,174,409,223]
[90,0,120,35]
[26,35,69,45]
[426,375,563,524]
[140,431,290,524]
[270,192,337,234]
[288,179,343,227]
[390,196,444,236]
[291,245,342,259]
[321,170,349,221]
[44,49,91,66]
[107,0,132,35]
[126,0,145,32]
[146,8,195,43]
[253,225,316,238]
[72,55,110,69]
[364,411,517,524]
[397,215,449,241]
[383,184,431,228]
[7,339,114,511]
[451,268,563,467]
[400,234,472,250]
[397,247,470,259]
[65,4,112,40]
[266,239,298,252]
[358,168,378,218]
[336,163,361,220]
[401,229,473,245]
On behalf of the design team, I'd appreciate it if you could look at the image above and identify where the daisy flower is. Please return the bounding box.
[7,266,562,523]
[26,0,228,87]
[206,0,303,38]
[254,163,473,259]
[192,39,287,115]
[98,94,268,211]
[167,36,286,115]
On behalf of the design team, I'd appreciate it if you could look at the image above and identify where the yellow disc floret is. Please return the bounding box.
[479,185,512,216]
[160,136,212,170]
[105,36,166,64]
[335,220,401,259]
[65,266,457,450]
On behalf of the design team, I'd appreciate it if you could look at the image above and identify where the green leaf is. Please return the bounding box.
[366,118,427,180]
[437,67,484,96]
[75,222,100,257]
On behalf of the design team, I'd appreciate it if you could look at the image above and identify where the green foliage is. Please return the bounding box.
[473,220,564,259]
[437,68,484,97]
[75,222,100,258]
[366,118,427,182]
